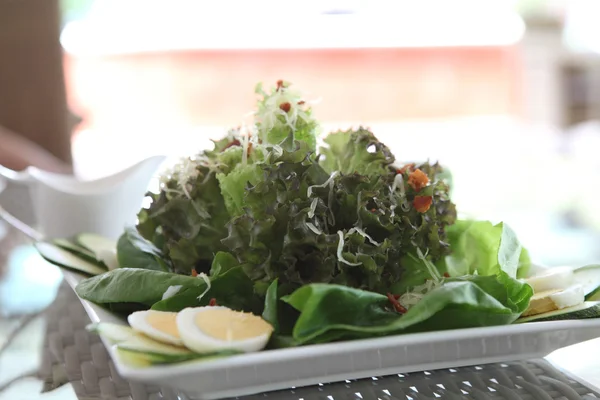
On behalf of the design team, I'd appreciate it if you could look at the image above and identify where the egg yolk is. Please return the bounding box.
[194,308,273,341]
[146,311,180,338]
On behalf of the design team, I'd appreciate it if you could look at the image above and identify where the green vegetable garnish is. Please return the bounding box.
[73,80,538,356]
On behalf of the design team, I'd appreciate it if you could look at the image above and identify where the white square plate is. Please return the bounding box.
[62,270,600,400]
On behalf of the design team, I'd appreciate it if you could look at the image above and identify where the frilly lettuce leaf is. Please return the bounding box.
[150,267,261,313]
[221,129,457,294]
[217,163,263,217]
[319,127,395,176]
[255,81,319,151]
[391,219,532,295]
[136,135,244,274]
[442,220,531,279]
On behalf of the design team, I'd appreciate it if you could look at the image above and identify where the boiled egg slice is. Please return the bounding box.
[524,266,574,293]
[521,284,585,317]
[176,306,274,353]
[127,310,183,347]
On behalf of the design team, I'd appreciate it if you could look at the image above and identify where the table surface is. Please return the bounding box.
[2,226,600,399]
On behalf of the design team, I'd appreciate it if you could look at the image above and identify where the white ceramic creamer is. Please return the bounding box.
[0,155,166,240]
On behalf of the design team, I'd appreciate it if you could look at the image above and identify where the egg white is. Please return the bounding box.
[176,306,273,353]
[525,266,574,293]
[127,310,184,347]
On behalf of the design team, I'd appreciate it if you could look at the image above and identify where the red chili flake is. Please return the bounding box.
[393,294,401,300]
[298,100,306,105]
[279,102,291,113]
[222,139,241,152]
[370,208,377,212]
[276,80,284,90]
[397,163,415,175]
[387,293,407,314]
[209,298,217,306]
[443,272,450,278]
[191,269,198,277]
[408,169,430,192]
[413,195,433,213]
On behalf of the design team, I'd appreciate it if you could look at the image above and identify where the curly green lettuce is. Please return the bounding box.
[136,81,321,275]
[135,82,456,298]
[223,128,457,294]
[254,80,319,152]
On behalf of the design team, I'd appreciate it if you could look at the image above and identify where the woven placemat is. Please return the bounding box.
[38,280,179,400]
[38,280,600,400]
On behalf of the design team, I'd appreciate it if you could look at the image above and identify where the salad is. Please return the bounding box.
[35,81,600,366]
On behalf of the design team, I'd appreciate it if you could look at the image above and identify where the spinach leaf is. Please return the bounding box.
[267,335,299,349]
[151,267,260,313]
[209,252,239,277]
[117,227,170,272]
[282,273,532,344]
[76,268,203,306]
[389,253,435,295]
[262,279,279,332]
[107,302,148,316]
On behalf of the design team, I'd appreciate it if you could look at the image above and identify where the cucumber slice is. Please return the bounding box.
[116,335,200,365]
[587,286,600,301]
[573,264,600,298]
[35,242,107,276]
[75,233,117,258]
[116,344,238,365]
[52,238,98,262]
[90,324,240,366]
[115,347,152,367]
[87,323,137,343]
[516,301,600,323]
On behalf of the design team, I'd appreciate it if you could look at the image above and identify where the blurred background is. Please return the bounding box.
[3,0,600,268]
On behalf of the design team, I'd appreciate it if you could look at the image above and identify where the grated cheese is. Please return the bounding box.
[347,227,380,247]
[306,222,322,235]
[391,173,410,212]
[398,279,439,309]
[196,273,212,302]
[336,231,361,266]
[161,285,182,300]
[308,198,319,218]
[307,171,338,198]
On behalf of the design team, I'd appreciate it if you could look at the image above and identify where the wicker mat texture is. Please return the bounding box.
[38,280,179,400]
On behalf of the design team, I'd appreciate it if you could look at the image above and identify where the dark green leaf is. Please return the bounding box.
[210,251,240,277]
[76,269,204,306]
[106,302,148,316]
[150,267,260,313]
[266,335,299,349]
[282,274,532,344]
[117,227,170,271]
[262,279,279,332]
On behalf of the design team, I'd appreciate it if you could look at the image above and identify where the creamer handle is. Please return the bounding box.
[0,203,44,242]
[0,165,31,183]
[0,166,39,240]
